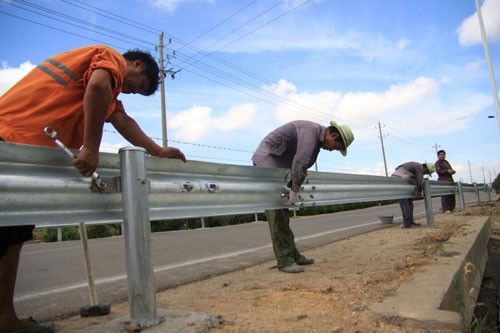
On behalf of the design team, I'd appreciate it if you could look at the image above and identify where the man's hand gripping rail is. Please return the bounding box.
[44,126,107,190]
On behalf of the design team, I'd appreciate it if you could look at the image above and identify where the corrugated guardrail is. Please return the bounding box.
[1,141,419,227]
[0,141,490,328]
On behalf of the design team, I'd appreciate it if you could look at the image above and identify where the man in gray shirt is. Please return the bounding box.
[252,120,354,273]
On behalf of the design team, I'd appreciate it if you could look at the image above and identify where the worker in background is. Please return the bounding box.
[252,120,354,273]
[391,162,435,228]
[435,150,456,213]
[0,45,186,333]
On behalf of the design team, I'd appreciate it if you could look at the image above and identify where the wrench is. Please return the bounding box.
[44,126,107,190]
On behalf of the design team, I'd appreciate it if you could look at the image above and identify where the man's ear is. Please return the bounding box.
[133,60,144,70]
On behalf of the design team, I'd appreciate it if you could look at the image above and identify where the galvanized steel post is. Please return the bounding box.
[119,147,158,328]
[474,183,481,204]
[486,184,492,202]
[423,179,434,226]
[457,182,466,211]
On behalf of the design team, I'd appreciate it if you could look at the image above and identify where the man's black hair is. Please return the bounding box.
[123,49,159,96]
[437,149,446,156]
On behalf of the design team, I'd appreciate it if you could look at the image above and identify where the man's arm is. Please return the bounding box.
[73,69,113,177]
[109,112,186,162]
[290,129,319,192]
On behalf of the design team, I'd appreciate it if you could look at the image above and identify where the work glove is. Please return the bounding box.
[281,187,301,206]
[288,190,300,206]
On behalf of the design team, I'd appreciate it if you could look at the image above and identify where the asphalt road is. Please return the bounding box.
[14,193,488,320]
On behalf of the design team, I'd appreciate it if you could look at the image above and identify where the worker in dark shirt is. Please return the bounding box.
[434,150,456,213]
[391,162,435,228]
[252,120,354,273]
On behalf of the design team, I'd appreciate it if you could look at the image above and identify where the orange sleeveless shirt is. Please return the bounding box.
[0,45,127,148]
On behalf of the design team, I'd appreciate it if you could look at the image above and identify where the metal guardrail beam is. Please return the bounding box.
[0,142,417,227]
[1,141,490,328]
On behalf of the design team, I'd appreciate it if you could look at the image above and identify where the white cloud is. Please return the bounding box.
[216,103,258,131]
[206,19,410,62]
[263,79,297,96]
[457,0,500,46]
[274,88,342,124]
[0,61,36,95]
[170,103,258,141]
[149,0,214,12]
[336,76,438,120]
[99,142,125,153]
[265,76,491,140]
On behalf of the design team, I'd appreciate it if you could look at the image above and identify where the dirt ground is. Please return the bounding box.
[56,201,500,333]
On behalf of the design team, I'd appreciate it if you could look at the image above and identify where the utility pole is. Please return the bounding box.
[481,166,486,184]
[158,32,168,147]
[432,143,441,154]
[376,121,389,176]
[468,160,473,183]
[475,0,500,133]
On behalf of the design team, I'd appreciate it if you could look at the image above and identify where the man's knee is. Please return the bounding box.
[0,226,35,261]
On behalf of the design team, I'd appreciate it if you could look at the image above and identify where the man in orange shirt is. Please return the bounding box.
[0,45,186,333]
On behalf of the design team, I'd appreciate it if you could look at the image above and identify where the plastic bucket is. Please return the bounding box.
[379,215,394,224]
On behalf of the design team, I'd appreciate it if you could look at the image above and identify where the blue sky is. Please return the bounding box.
[1,0,499,183]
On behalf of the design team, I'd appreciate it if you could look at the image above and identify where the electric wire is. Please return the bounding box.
[4,0,156,52]
[4,1,433,154]
[0,10,127,51]
[60,0,160,35]
[27,0,376,131]
[216,0,313,52]
[1,2,374,135]
[103,129,253,153]
[179,0,260,49]
[175,0,284,67]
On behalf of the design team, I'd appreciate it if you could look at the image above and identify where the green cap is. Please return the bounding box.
[330,121,354,156]
[424,162,436,175]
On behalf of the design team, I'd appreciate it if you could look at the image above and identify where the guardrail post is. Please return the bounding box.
[423,179,434,227]
[486,184,492,202]
[473,183,481,204]
[119,147,158,329]
[201,217,206,228]
[457,182,466,211]
[57,227,62,242]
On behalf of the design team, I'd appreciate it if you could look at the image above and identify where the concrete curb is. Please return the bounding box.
[369,216,491,331]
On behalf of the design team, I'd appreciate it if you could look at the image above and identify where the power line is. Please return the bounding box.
[5,0,156,52]
[175,0,284,68]
[180,0,260,49]
[1,2,373,133]
[0,10,127,51]
[25,0,376,131]
[59,0,161,35]
[103,129,253,153]
[5,0,431,154]
[216,0,313,52]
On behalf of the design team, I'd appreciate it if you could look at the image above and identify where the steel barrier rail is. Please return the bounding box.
[428,180,456,197]
[0,141,417,227]
[0,141,491,328]
[0,142,123,226]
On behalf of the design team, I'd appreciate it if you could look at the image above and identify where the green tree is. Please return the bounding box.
[493,173,500,194]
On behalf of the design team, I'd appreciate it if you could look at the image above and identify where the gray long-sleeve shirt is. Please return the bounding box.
[252,120,326,190]
[391,161,425,192]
